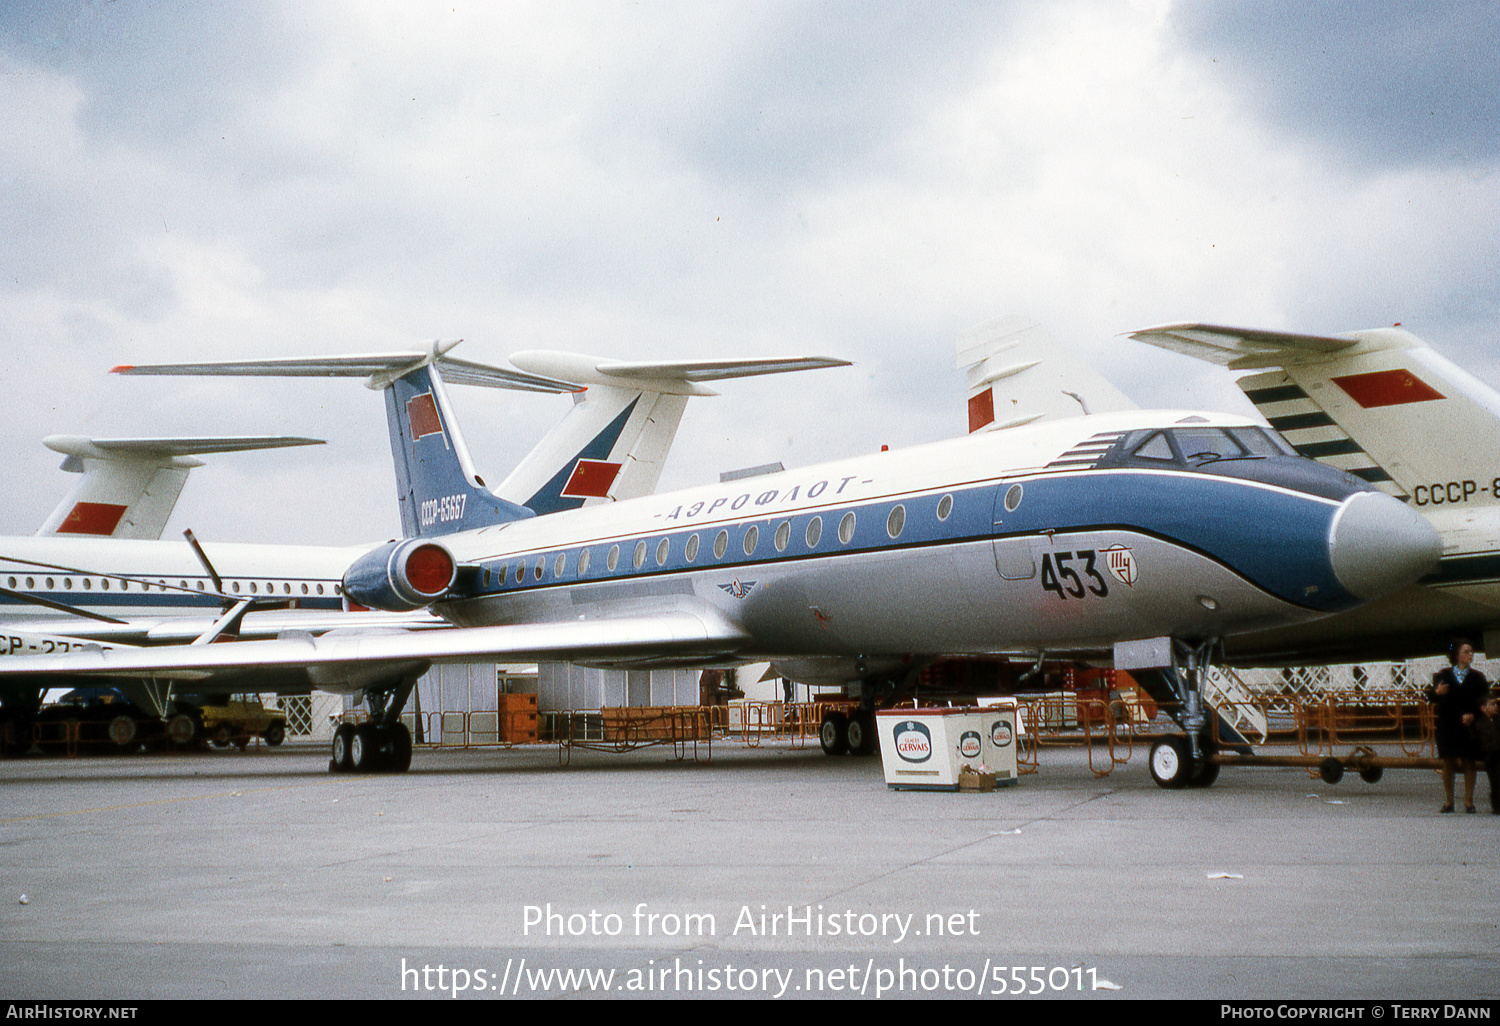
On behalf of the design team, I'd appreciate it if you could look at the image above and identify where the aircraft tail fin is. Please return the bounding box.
[37,435,324,540]
[496,351,849,514]
[1130,323,1500,508]
[958,316,1136,433]
[383,361,539,535]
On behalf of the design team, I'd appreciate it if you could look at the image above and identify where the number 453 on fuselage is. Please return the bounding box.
[0,343,1441,778]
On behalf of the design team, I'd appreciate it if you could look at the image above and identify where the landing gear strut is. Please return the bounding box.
[1146,639,1224,790]
[330,676,417,774]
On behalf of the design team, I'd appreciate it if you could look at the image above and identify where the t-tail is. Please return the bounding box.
[111,341,849,536]
[381,360,538,536]
[957,316,1136,434]
[36,434,324,540]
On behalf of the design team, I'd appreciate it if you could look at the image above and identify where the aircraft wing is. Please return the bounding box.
[1127,323,1360,369]
[0,608,751,691]
[4,608,450,645]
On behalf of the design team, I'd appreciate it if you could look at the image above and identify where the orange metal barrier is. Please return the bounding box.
[1012,695,1130,777]
[1206,690,1435,760]
[554,706,714,764]
[400,708,545,749]
[731,701,820,746]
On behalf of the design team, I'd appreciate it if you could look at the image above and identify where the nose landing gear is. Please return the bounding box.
[1142,638,1234,789]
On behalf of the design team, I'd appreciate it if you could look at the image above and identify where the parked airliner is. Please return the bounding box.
[0,334,1442,783]
[1129,322,1500,664]
[0,346,841,750]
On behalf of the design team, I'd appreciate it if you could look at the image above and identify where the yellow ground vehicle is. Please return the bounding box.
[197,695,287,748]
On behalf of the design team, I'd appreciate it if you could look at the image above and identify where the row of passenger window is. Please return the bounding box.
[3,575,338,597]
[486,494,955,589]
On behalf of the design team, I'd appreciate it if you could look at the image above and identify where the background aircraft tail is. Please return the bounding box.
[958,316,1136,433]
[496,351,849,513]
[37,435,324,540]
[1129,323,1500,508]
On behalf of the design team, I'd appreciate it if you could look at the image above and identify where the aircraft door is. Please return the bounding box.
[992,482,1036,580]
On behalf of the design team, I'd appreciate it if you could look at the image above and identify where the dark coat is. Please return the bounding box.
[1426,666,1488,760]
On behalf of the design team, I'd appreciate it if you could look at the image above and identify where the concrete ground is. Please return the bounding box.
[0,736,1495,1001]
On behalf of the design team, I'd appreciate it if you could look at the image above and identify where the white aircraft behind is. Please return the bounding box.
[0,329,1443,785]
[0,346,844,749]
[36,435,324,540]
[1129,322,1500,664]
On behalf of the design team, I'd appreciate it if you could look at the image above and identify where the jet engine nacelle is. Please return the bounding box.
[342,539,457,612]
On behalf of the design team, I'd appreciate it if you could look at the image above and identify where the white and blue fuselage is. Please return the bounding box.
[347,369,1440,686]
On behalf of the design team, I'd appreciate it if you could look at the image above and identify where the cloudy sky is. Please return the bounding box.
[2,1,1497,547]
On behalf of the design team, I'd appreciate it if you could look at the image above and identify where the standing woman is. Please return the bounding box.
[1426,640,1488,813]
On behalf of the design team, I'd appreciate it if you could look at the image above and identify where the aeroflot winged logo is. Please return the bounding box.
[406,392,447,445]
[718,579,757,599]
[895,721,932,763]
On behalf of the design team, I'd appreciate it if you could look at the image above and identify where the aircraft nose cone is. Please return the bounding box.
[1329,491,1441,600]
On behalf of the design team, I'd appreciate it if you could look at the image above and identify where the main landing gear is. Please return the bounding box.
[819,708,879,756]
[331,721,413,773]
[819,672,909,757]
[330,677,417,774]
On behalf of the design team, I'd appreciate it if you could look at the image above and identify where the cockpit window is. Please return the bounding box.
[1132,432,1175,461]
[1111,426,1288,469]
[1228,427,1288,457]
[1173,428,1249,465]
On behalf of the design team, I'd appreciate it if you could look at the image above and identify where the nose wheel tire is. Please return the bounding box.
[1149,737,1192,789]
[1187,758,1220,788]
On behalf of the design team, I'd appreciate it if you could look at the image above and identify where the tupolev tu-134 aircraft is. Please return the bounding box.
[0,336,1442,782]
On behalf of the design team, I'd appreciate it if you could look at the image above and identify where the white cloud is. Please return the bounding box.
[0,0,1495,544]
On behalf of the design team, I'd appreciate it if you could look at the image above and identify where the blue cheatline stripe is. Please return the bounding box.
[457,469,1353,613]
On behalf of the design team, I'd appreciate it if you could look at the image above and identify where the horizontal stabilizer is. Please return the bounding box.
[1127,323,1360,369]
[44,435,324,462]
[510,352,850,397]
[112,342,580,395]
